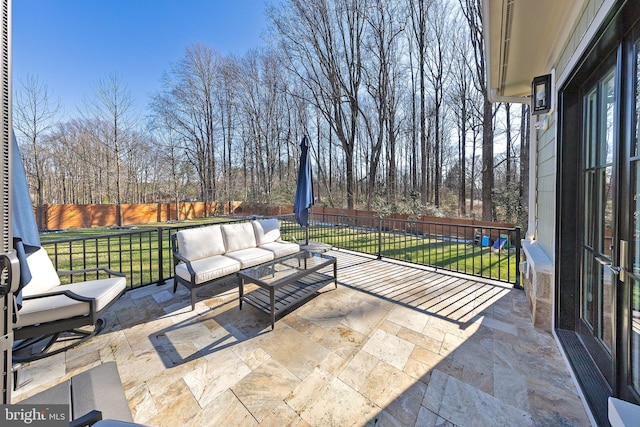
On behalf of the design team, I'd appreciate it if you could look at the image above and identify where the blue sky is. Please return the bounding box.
[13,0,273,119]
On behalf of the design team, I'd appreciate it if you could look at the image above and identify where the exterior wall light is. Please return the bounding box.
[532,74,552,115]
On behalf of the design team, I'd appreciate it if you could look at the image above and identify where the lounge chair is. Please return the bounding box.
[12,248,126,362]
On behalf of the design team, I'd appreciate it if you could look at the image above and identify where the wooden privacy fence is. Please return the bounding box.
[39,201,248,230]
[34,202,512,233]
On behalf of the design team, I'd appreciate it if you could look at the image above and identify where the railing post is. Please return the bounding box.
[157,227,165,286]
[514,227,522,289]
[378,217,382,260]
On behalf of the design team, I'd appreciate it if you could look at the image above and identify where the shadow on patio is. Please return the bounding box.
[12,250,590,426]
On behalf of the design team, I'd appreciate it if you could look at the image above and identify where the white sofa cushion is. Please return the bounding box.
[174,254,240,285]
[22,248,61,297]
[221,222,257,253]
[177,225,226,261]
[15,276,126,328]
[225,247,274,269]
[252,219,281,245]
[259,241,300,258]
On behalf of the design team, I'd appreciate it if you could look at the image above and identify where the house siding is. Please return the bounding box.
[535,113,557,258]
[557,0,611,84]
[533,0,609,257]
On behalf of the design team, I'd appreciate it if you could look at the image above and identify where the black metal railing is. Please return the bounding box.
[279,213,521,286]
[42,218,248,289]
[41,213,521,290]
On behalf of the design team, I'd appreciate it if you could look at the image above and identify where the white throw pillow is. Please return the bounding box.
[221,222,257,253]
[177,225,226,261]
[22,248,61,297]
[252,219,281,245]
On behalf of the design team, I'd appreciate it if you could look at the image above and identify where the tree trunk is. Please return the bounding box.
[520,103,530,229]
[481,98,494,221]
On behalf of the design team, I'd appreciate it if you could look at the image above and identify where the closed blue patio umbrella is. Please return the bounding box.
[0,132,41,398]
[294,135,313,244]
[12,132,41,308]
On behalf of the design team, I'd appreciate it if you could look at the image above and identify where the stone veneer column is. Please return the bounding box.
[521,241,554,332]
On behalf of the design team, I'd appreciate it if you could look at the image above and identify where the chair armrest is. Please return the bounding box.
[70,410,103,427]
[21,288,96,303]
[282,234,299,244]
[20,289,99,323]
[172,250,196,276]
[170,232,197,277]
[172,250,190,264]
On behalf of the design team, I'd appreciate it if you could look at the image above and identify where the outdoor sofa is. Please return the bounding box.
[171,218,300,310]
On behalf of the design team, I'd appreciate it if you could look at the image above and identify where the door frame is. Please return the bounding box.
[556,1,640,421]
[575,56,620,387]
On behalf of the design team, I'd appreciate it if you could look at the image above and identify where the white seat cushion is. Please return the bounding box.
[252,219,281,245]
[177,225,226,261]
[225,247,274,269]
[221,222,257,253]
[259,241,300,258]
[15,276,126,328]
[174,255,240,285]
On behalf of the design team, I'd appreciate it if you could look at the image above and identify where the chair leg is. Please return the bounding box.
[13,333,60,356]
[12,363,33,390]
[13,318,106,363]
[191,290,196,311]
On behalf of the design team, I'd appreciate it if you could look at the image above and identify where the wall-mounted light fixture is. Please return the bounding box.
[532,74,552,115]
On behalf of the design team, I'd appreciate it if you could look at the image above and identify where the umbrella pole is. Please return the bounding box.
[305,225,309,245]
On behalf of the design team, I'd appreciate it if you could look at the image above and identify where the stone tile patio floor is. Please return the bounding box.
[13,250,592,426]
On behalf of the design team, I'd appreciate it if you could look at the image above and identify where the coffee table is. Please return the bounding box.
[238,250,337,329]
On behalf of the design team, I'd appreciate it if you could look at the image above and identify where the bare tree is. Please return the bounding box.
[235,49,287,203]
[424,0,454,207]
[519,103,530,229]
[123,130,157,203]
[13,74,60,229]
[504,103,514,184]
[84,72,135,226]
[216,55,239,213]
[459,0,494,220]
[15,0,521,225]
[150,99,185,219]
[269,0,365,209]
[156,44,219,204]
[408,0,432,207]
[361,0,405,208]
[449,21,475,215]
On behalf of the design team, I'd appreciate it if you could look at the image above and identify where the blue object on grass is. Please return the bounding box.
[492,237,508,250]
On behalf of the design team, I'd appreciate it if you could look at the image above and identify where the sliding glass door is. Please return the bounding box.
[579,66,617,385]
[576,33,640,404]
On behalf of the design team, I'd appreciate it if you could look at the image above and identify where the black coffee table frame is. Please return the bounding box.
[238,250,337,330]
